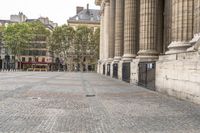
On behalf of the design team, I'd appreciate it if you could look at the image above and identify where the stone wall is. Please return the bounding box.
[130,59,140,85]
[156,52,200,104]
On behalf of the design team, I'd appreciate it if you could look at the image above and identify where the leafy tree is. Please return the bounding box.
[0,26,4,43]
[49,25,100,72]
[74,26,93,71]
[91,27,100,59]
[49,25,75,71]
[27,21,50,38]
[0,26,4,54]
[27,21,51,66]
[3,23,33,69]
[3,21,50,70]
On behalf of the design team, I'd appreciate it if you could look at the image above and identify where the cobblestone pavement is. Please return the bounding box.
[0,72,200,133]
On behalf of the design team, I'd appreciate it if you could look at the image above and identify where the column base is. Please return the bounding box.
[166,41,191,54]
[113,56,122,62]
[137,50,159,59]
[189,33,200,44]
[122,54,136,61]
[187,34,200,52]
[107,58,114,63]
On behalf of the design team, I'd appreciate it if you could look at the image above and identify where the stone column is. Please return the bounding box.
[193,0,200,37]
[188,0,200,51]
[103,1,110,61]
[99,11,104,61]
[166,0,194,54]
[137,0,160,59]
[108,0,115,61]
[122,0,137,61]
[98,4,105,74]
[156,0,164,54]
[163,0,172,53]
[114,0,124,61]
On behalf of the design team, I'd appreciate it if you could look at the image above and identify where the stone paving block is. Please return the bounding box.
[0,72,199,132]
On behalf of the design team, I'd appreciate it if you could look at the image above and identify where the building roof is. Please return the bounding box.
[0,20,16,25]
[26,19,38,22]
[68,8,100,23]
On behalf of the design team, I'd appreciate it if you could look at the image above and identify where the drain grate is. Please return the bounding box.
[86,94,96,97]
[29,97,41,100]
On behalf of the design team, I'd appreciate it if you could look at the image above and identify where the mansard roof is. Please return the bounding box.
[68,9,100,23]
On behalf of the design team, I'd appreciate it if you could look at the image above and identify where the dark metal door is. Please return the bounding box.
[107,64,110,76]
[122,62,131,83]
[139,62,156,90]
[103,64,105,75]
[0,59,2,70]
[113,63,118,79]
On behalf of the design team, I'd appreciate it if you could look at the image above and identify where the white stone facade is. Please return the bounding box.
[96,0,200,104]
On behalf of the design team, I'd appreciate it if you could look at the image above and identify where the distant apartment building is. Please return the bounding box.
[20,34,53,71]
[67,4,100,71]
[0,12,58,71]
[10,12,27,23]
[20,18,57,71]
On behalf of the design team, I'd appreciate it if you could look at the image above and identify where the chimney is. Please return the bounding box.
[76,6,84,14]
[87,4,89,11]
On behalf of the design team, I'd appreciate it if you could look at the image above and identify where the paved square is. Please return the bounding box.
[0,72,200,133]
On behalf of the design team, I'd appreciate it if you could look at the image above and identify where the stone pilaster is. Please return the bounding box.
[122,0,137,61]
[108,0,115,62]
[137,0,160,59]
[114,0,124,61]
[166,0,194,54]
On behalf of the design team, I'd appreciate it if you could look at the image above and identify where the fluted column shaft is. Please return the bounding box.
[189,0,200,46]
[167,0,194,54]
[193,0,200,35]
[163,0,172,52]
[108,0,115,60]
[172,0,193,42]
[123,0,137,60]
[114,0,124,61]
[103,2,110,60]
[137,0,160,59]
[99,12,104,60]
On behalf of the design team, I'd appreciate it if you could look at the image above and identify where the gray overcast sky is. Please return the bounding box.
[0,0,100,25]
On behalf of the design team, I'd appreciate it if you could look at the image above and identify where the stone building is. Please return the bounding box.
[68,4,100,30]
[96,0,200,104]
[67,4,100,72]
[10,12,27,23]
[0,13,58,71]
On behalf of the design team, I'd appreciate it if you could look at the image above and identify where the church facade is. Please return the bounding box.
[95,0,200,104]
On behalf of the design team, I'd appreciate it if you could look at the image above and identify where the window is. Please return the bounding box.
[42,58,45,62]
[35,57,38,62]
[29,57,32,62]
[22,57,25,62]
